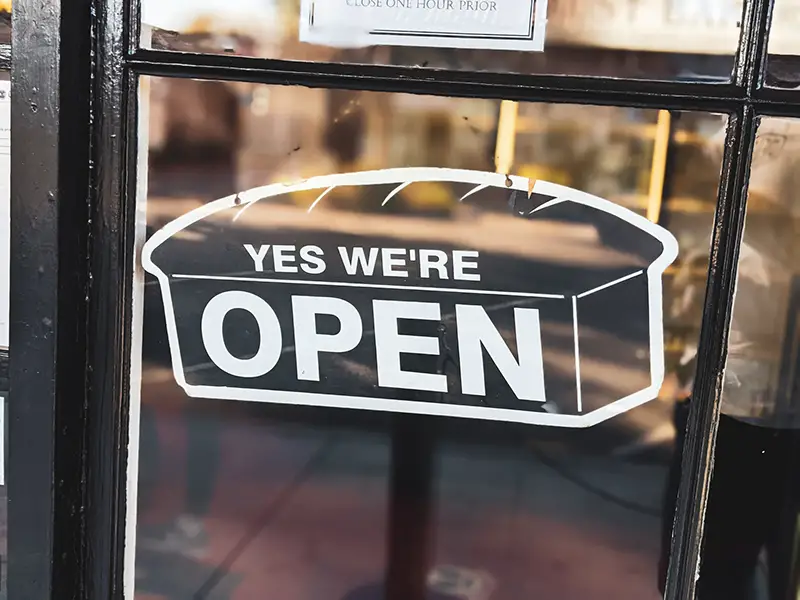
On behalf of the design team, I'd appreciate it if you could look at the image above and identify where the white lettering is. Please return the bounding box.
[456,305,546,402]
[292,296,362,381]
[373,300,446,393]
[419,249,448,280]
[201,291,282,378]
[273,244,298,273]
[453,250,480,281]
[382,248,408,278]
[300,245,326,275]
[244,244,269,272]
[339,247,379,276]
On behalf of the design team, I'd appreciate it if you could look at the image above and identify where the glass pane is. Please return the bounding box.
[767,1,800,89]
[692,117,800,598]
[133,75,725,599]
[140,0,739,81]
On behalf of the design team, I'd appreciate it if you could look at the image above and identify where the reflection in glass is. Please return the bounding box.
[140,0,737,81]
[767,1,800,89]
[134,77,724,599]
[679,117,800,599]
[0,2,7,47]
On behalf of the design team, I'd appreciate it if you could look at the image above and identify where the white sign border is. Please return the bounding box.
[298,0,548,52]
[141,168,678,429]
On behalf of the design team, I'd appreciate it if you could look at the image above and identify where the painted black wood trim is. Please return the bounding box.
[755,86,800,112]
[9,0,94,599]
[122,0,800,113]
[743,0,775,94]
[54,1,95,593]
[11,1,61,597]
[85,0,136,596]
[124,0,757,108]
[661,1,772,596]
[129,49,751,112]
[662,107,758,600]
[104,1,790,600]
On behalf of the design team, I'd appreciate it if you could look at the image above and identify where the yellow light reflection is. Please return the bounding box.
[646,110,672,223]
[494,100,518,175]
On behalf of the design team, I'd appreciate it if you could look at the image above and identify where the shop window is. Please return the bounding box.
[139,0,739,81]
[133,76,726,599]
[694,117,800,597]
[767,0,800,89]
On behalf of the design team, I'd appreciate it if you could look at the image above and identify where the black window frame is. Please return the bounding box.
[8,0,800,598]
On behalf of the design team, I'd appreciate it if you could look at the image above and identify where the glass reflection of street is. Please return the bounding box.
[134,78,722,600]
[137,197,670,600]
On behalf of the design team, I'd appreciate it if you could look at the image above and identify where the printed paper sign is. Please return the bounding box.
[299,0,548,51]
[0,80,9,349]
[141,168,678,428]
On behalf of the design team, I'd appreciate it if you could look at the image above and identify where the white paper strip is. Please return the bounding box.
[299,0,548,51]
[0,80,9,350]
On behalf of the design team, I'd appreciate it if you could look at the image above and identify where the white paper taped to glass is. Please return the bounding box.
[0,80,9,350]
[299,0,548,51]
[141,169,678,428]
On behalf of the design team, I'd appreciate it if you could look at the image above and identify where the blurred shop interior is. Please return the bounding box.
[140,1,800,392]
[143,76,723,598]
[0,2,7,46]
[140,0,790,423]
[130,2,800,598]
[142,0,800,83]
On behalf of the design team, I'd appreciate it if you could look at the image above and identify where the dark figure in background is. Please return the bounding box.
[660,398,800,600]
[149,77,242,200]
[139,77,242,561]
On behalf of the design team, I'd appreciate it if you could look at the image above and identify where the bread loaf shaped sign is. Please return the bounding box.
[141,168,678,428]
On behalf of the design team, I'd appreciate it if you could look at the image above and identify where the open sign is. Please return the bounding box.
[200,291,547,401]
[141,168,678,428]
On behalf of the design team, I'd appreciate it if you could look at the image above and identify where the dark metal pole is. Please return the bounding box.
[386,413,435,600]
